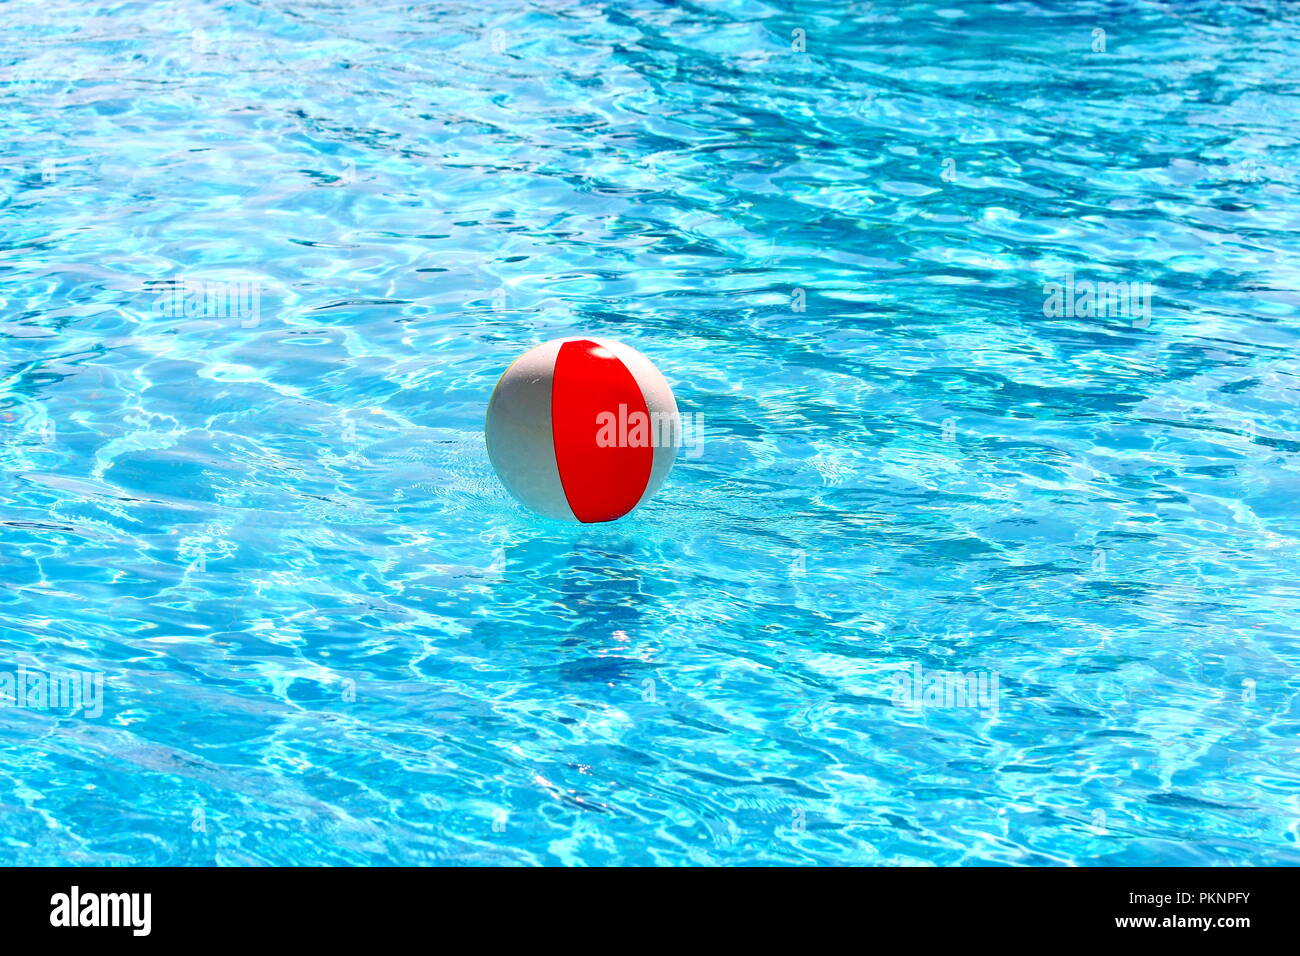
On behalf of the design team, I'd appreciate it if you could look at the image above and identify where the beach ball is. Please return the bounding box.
[486,337,679,522]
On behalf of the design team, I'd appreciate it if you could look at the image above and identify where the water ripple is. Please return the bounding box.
[1,0,1298,865]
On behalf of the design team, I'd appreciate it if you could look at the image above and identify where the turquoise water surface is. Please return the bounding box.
[2,0,1299,865]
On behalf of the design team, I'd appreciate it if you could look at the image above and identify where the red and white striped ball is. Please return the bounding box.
[486,337,678,523]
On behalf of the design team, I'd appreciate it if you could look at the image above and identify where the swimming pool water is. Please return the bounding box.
[2,0,1299,866]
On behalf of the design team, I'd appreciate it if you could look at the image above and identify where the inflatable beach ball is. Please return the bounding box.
[486,337,679,523]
